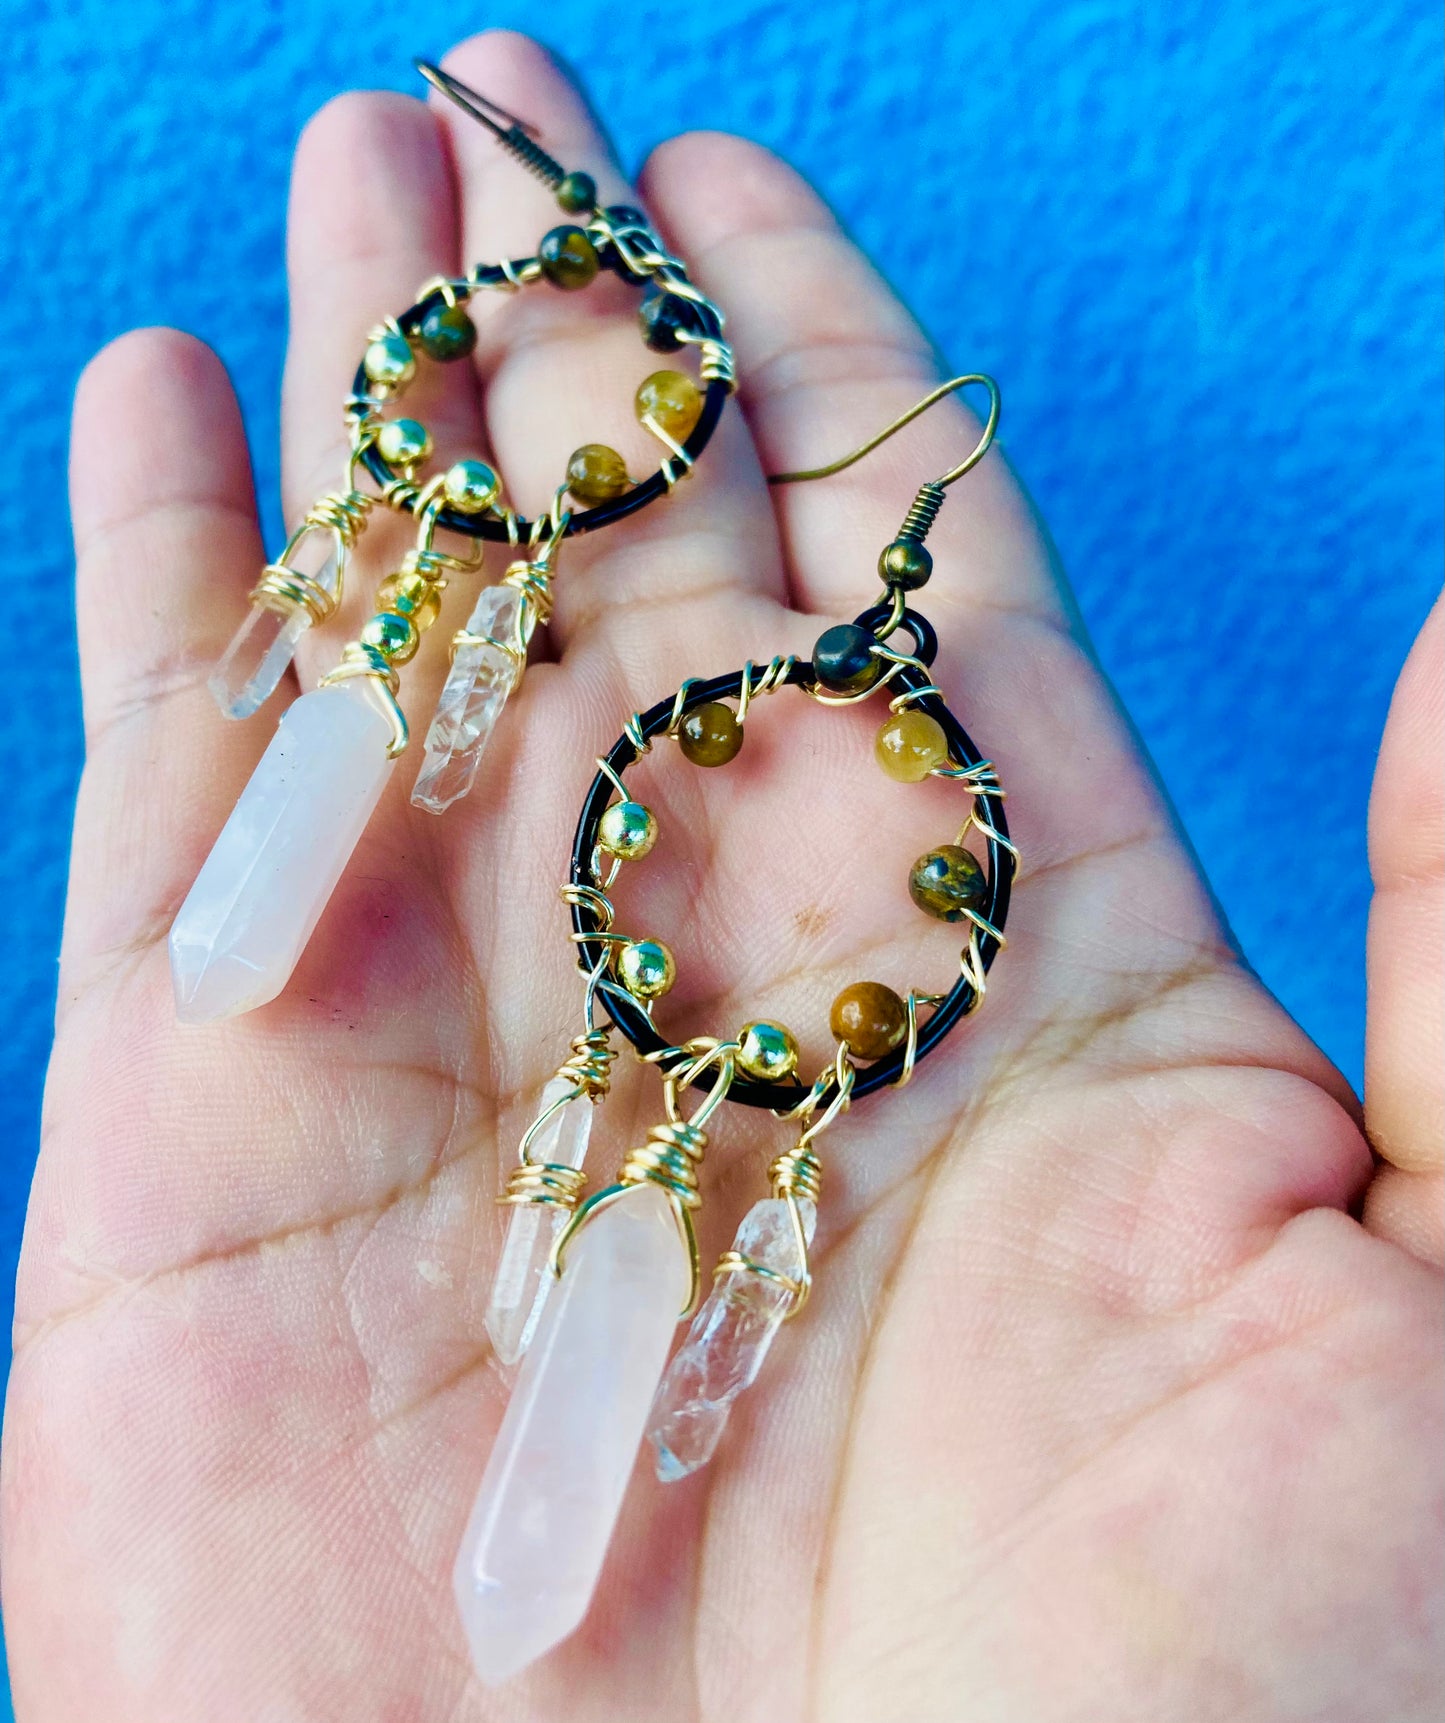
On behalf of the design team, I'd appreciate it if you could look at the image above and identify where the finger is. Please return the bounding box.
[1363,1166,1445,1267]
[282,89,481,699]
[430,32,785,636]
[1365,597,1443,1176]
[63,329,268,995]
[637,131,1064,633]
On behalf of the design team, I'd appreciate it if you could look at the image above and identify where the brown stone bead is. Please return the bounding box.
[908,844,986,922]
[875,709,948,781]
[677,701,743,766]
[635,369,703,441]
[538,225,600,289]
[566,444,631,503]
[829,982,908,1062]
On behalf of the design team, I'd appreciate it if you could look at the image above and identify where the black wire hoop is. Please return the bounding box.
[568,609,1014,1113]
[353,220,729,544]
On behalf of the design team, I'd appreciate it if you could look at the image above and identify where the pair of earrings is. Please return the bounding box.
[169,62,735,1023]
[167,60,1018,1688]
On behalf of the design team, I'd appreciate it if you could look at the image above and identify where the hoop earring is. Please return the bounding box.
[451,377,1017,1685]
[170,62,736,1025]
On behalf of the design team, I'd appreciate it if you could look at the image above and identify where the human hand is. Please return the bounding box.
[4,30,1440,1722]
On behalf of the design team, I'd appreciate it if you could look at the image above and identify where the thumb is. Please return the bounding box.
[1363,594,1444,1263]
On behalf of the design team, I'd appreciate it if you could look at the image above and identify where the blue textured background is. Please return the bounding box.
[0,1,1439,1708]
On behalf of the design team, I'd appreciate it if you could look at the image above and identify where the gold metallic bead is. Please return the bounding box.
[635,369,703,441]
[737,1020,799,1082]
[875,709,948,781]
[598,799,658,860]
[908,843,986,922]
[677,701,743,767]
[617,938,675,1000]
[360,609,419,664]
[363,331,416,388]
[829,981,908,1062]
[377,418,433,467]
[566,443,631,503]
[376,570,441,631]
[443,458,501,514]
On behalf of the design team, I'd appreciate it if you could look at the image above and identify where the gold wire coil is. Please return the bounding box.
[713,1251,805,1299]
[499,1159,587,1209]
[501,555,556,633]
[305,487,374,548]
[769,1140,822,1206]
[694,336,737,389]
[898,480,947,542]
[736,654,797,725]
[558,1026,617,1101]
[618,1118,708,1208]
[252,563,335,624]
[318,643,409,757]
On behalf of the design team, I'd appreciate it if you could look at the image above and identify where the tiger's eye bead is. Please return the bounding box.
[442,459,501,514]
[555,171,598,214]
[639,288,702,352]
[813,622,883,694]
[376,418,432,467]
[539,225,600,289]
[677,702,742,767]
[363,331,415,388]
[737,1020,799,1082]
[376,570,441,631]
[416,300,477,362]
[598,799,658,860]
[908,844,986,922]
[829,982,908,1062]
[566,444,630,503]
[635,369,703,441]
[618,938,675,1000]
[875,709,948,781]
[360,609,419,664]
[879,538,933,590]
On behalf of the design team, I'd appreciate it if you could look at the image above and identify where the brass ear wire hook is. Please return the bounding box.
[767,374,1000,491]
[414,59,569,189]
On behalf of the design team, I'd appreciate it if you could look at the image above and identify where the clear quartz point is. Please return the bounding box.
[209,533,341,720]
[170,679,395,1023]
[454,1181,689,1685]
[648,1196,816,1483]
[486,1077,595,1366]
[411,584,524,814]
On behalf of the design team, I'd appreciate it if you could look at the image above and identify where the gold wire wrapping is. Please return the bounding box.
[317,643,409,757]
[249,467,378,623]
[499,1027,618,1214]
[551,1039,738,1314]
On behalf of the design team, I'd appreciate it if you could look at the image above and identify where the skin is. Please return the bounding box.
[2,29,1440,1723]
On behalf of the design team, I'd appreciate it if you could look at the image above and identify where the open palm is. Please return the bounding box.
[4,31,1440,1723]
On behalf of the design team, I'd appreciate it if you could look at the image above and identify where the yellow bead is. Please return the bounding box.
[677,702,743,767]
[875,709,948,781]
[360,609,419,664]
[737,1020,799,1082]
[598,800,658,860]
[566,444,630,503]
[618,938,675,1000]
[443,459,500,514]
[635,369,703,441]
[377,418,432,467]
[363,332,415,389]
[376,570,441,631]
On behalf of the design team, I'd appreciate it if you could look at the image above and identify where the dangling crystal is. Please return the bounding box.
[486,1077,595,1366]
[454,1182,689,1684]
[170,678,395,1023]
[411,584,524,815]
[648,1196,816,1482]
[209,531,341,720]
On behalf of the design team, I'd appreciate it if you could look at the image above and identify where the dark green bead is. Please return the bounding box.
[879,538,933,590]
[813,622,884,694]
[416,301,477,362]
[538,225,600,289]
[908,844,986,922]
[555,171,597,214]
[639,288,701,353]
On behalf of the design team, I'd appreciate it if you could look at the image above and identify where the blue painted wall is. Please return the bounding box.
[0,1,1439,1707]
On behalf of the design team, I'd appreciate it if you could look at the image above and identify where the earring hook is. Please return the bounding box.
[767,374,1000,490]
[414,60,541,138]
